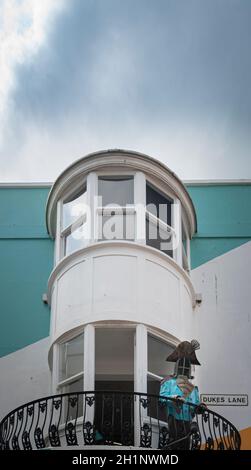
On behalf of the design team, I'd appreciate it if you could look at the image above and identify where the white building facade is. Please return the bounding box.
[0,149,250,450]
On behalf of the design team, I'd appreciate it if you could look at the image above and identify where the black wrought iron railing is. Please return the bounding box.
[0,391,241,450]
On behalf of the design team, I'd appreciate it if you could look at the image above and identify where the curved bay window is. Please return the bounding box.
[55,171,190,270]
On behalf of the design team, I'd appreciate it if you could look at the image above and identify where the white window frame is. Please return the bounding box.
[58,179,88,260]
[52,329,85,421]
[181,217,191,272]
[56,330,85,392]
[147,331,176,387]
[145,179,176,260]
[95,172,136,242]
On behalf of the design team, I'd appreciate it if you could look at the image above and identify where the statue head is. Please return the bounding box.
[166,339,201,379]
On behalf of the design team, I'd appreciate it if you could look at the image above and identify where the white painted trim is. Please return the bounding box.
[55,201,62,264]
[94,322,137,329]
[134,324,147,394]
[134,324,147,447]
[51,343,59,394]
[0,182,52,187]
[173,198,182,266]
[61,179,86,205]
[86,172,97,245]
[56,327,85,345]
[2,178,251,188]
[184,179,251,185]
[147,327,180,347]
[134,172,146,244]
[83,324,95,392]
[186,234,191,272]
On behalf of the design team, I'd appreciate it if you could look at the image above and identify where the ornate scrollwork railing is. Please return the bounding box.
[0,391,241,450]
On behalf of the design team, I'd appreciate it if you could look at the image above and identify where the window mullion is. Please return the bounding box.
[87,172,98,244]
[83,324,95,392]
[172,198,182,266]
[134,171,146,244]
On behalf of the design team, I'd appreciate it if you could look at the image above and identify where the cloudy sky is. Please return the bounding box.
[1,0,251,182]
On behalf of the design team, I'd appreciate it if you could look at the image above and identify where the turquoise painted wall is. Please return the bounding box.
[0,188,53,357]
[186,184,251,269]
[1,183,251,357]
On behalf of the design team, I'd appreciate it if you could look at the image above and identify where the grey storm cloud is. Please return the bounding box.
[2,0,251,180]
[13,0,251,124]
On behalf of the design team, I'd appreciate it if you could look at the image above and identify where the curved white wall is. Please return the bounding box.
[48,241,196,351]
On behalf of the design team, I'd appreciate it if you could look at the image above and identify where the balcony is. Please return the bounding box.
[0,391,241,450]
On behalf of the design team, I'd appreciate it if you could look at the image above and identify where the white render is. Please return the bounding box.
[192,240,251,433]
[0,338,51,419]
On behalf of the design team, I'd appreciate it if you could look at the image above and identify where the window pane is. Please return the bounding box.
[98,177,134,207]
[98,212,135,241]
[146,183,172,225]
[63,186,87,229]
[59,333,84,381]
[95,328,134,392]
[148,335,175,378]
[65,222,89,256]
[146,217,173,257]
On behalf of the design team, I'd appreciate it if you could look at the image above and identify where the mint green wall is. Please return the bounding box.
[1,183,251,357]
[0,188,53,357]
[186,184,251,269]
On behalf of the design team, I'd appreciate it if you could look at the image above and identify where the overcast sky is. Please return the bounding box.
[1,0,251,182]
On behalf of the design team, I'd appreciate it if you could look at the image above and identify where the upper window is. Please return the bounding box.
[63,187,87,229]
[98,176,134,207]
[146,183,172,225]
[61,184,88,257]
[146,182,174,257]
[97,176,135,241]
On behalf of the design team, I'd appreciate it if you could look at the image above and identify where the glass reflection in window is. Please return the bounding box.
[64,222,89,256]
[59,333,84,381]
[146,183,172,226]
[63,186,87,229]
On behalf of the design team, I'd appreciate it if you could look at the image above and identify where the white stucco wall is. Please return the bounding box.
[0,337,51,420]
[191,241,251,432]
